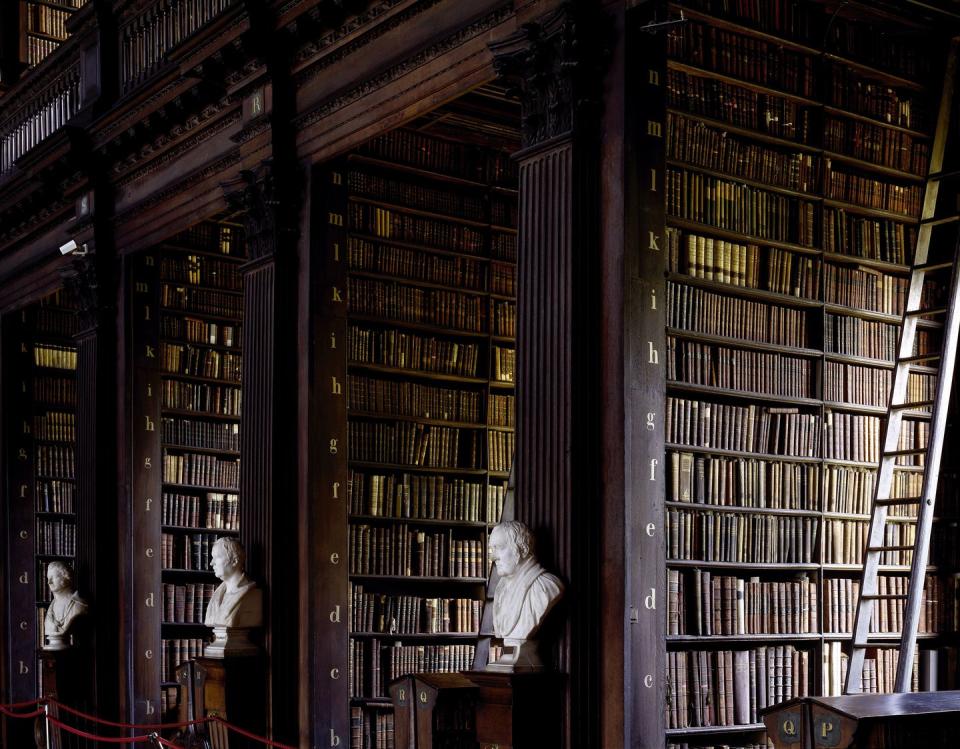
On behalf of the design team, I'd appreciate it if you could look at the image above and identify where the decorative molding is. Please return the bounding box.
[490,1,611,148]
[294,3,514,129]
[292,0,436,85]
[116,109,242,187]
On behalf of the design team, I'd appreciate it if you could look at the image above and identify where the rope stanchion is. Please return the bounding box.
[0,705,45,719]
[45,715,186,747]
[208,716,299,749]
[46,698,211,731]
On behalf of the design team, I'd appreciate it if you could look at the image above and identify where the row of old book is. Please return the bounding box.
[160,315,241,348]
[35,307,78,337]
[667,282,809,347]
[349,236,487,291]
[348,374,484,423]
[823,312,900,361]
[350,584,481,634]
[351,202,485,256]
[667,168,818,247]
[161,380,242,417]
[349,707,394,749]
[358,128,518,185]
[668,450,926,515]
[823,208,916,263]
[348,524,484,578]
[33,410,75,442]
[161,491,239,531]
[349,277,485,333]
[667,509,817,564]
[822,518,916,566]
[159,255,242,291]
[33,375,76,406]
[824,361,934,409]
[160,532,219,571]
[349,639,477,699]
[665,645,811,728]
[823,575,950,634]
[159,638,205,683]
[33,343,77,371]
[36,479,75,513]
[159,342,242,383]
[350,171,506,225]
[161,582,215,624]
[160,283,243,318]
[35,444,75,479]
[488,430,514,473]
[161,416,240,452]
[35,518,76,556]
[348,324,482,377]
[348,471,489,522]
[667,337,814,398]
[161,452,239,489]
[348,420,480,469]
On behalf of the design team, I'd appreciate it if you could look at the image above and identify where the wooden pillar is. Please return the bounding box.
[491,6,610,746]
[59,208,120,720]
[224,160,300,744]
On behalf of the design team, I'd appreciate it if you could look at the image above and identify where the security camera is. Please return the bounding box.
[59,239,78,255]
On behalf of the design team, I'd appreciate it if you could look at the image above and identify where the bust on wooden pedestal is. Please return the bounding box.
[204,537,262,658]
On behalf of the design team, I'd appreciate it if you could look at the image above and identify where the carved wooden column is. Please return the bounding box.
[491,6,610,747]
[59,207,119,719]
[224,161,299,744]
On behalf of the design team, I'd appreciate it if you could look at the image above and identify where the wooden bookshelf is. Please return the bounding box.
[316,127,517,748]
[659,1,960,746]
[2,289,79,699]
[128,221,245,721]
[19,0,86,67]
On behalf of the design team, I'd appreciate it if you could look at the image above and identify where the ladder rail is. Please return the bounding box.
[894,238,960,691]
[843,36,960,695]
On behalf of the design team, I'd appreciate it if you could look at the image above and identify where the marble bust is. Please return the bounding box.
[487,520,563,671]
[43,561,89,650]
[204,537,262,657]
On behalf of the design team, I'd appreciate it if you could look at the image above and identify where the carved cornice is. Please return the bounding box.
[222,160,298,262]
[295,3,514,129]
[490,1,611,148]
[292,0,435,85]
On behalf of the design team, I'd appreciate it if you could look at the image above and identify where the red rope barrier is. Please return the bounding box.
[0,698,45,709]
[46,715,181,745]
[0,705,45,719]
[47,698,211,730]
[209,716,299,749]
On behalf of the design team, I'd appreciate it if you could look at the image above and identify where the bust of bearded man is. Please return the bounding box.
[487,520,563,671]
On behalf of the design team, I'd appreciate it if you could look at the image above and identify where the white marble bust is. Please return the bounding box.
[204,537,261,657]
[43,561,89,650]
[488,521,563,671]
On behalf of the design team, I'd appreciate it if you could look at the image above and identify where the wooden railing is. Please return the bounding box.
[0,60,82,175]
[119,0,238,93]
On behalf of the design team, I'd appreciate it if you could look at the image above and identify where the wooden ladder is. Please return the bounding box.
[844,38,960,694]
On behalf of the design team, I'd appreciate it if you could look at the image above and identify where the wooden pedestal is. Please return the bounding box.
[39,648,94,749]
[465,671,564,749]
[176,655,266,749]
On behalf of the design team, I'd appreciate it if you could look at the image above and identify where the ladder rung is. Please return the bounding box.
[914,260,954,272]
[899,353,941,364]
[883,448,927,457]
[890,401,934,410]
[874,497,923,506]
[926,168,960,182]
[867,545,916,552]
[860,594,909,600]
[919,215,960,227]
[906,307,948,318]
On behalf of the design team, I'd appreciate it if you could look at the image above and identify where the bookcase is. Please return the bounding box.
[20,0,87,67]
[3,288,79,700]
[658,1,960,747]
[128,221,245,721]
[317,126,517,749]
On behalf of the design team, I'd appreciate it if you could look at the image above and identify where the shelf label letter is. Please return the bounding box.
[648,69,660,86]
[328,212,344,227]
[146,345,155,358]
[145,592,155,608]
[330,730,341,747]
[650,458,658,481]
[19,620,28,631]
[330,553,340,565]
[19,572,28,584]
[144,457,152,469]
[20,484,28,499]
[648,231,661,252]
[331,376,342,396]
[145,650,153,660]
[648,342,659,365]
[331,172,342,186]
[19,530,28,540]
[332,287,343,303]
[647,120,662,138]
[144,416,155,432]
[332,481,340,500]
[145,548,154,558]
[330,332,337,350]
[646,413,655,430]
[329,439,338,455]
[644,674,654,688]
[145,701,155,715]
[333,242,341,262]
[646,523,656,537]
[650,288,657,309]
[330,668,340,680]
[19,661,29,675]
[135,282,148,293]
[330,605,341,623]
[645,588,656,609]
[146,498,153,512]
